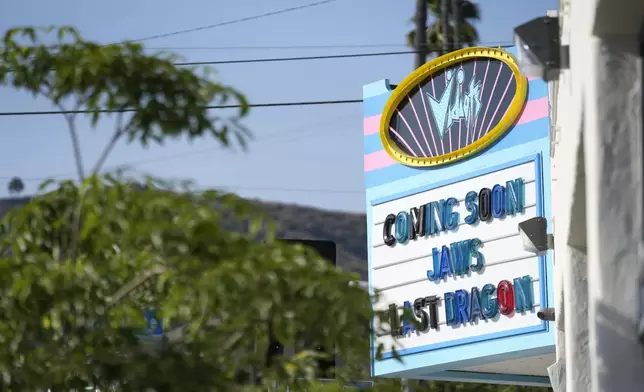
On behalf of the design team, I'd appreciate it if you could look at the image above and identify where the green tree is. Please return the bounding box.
[0,26,391,391]
[7,176,24,195]
[406,0,481,56]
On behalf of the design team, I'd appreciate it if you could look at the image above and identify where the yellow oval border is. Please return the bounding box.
[379,47,528,167]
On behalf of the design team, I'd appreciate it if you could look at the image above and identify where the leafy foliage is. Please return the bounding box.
[0,190,552,391]
[0,26,391,391]
[7,177,24,195]
[0,26,250,181]
[406,0,481,55]
[0,174,381,390]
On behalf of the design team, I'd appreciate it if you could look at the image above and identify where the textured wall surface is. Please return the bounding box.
[557,1,591,390]
[554,0,644,390]
[585,35,644,392]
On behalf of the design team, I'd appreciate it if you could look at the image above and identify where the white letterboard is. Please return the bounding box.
[370,159,545,354]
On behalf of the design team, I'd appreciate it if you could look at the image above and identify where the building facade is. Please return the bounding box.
[551,0,644,391]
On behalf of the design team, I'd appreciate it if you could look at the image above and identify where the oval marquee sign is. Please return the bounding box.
[380,47,528,167]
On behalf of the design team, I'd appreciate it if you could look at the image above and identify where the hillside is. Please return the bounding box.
[0,196,369,280]
[258,200,368,279]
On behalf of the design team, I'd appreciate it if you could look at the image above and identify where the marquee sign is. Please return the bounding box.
[363,46,553,384]
[371,155,546,356]
[380,47,528,167]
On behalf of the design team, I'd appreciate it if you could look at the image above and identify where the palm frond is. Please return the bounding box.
[405,0,481,54]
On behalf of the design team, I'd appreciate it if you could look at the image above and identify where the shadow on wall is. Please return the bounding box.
[595,301,644,390]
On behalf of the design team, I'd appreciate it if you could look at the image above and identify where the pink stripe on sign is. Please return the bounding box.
[363,115,381,136]
[364,150,396,172]
[516,97,549,125]
[363,97,549,173]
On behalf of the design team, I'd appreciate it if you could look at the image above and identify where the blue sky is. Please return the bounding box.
[0,0,557,212]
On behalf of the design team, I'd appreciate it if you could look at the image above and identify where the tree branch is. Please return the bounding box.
[108,264,167,307]
[39,85,85,183]
[46,94,87,264]
[60,108,85,183]
[92,110,126,175]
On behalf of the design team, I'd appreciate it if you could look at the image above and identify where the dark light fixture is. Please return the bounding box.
[518,217,554,256]
[537,307,556,322]
[513,16,569,81]
[517,217,555,324]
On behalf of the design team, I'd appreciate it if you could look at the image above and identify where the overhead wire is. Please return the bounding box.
[0,1,514,196]
[0,46,514,71]
[1,1,342,50]
[0,47,500,76]
[142,41,513,52]
[173,44,512,65]
[147,44,412,51]
[121,0,340,44]
[0,49,419,79]
[0,99,363,117]
[0,113,356,188]
[175,50,419,65]
[193,185,363,194]
[2,178,364,194]
[0,42,519,117]
[0,2,513,192]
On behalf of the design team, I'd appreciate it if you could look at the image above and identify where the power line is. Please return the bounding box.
[3,178,363,195]
[106,113,352,172]
[195,185,363,194]
[0,49,436,74]
[123,0,339,44]
[172,44,510,65]
[2,175,364,194]
[0,44,515,77]
[0,113,354,183]
[6,40,513,52]
[147,44,411,51]
[0,42,517,116]
[174,50,418,65]
[143,41,514,52]
[0,99,362,117]
[15,183,363,195]
[0,49,421,78]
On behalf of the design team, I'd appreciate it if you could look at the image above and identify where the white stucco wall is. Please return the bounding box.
[585,33,644,392]
[554,1,591,391]
[553,0,644,391]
